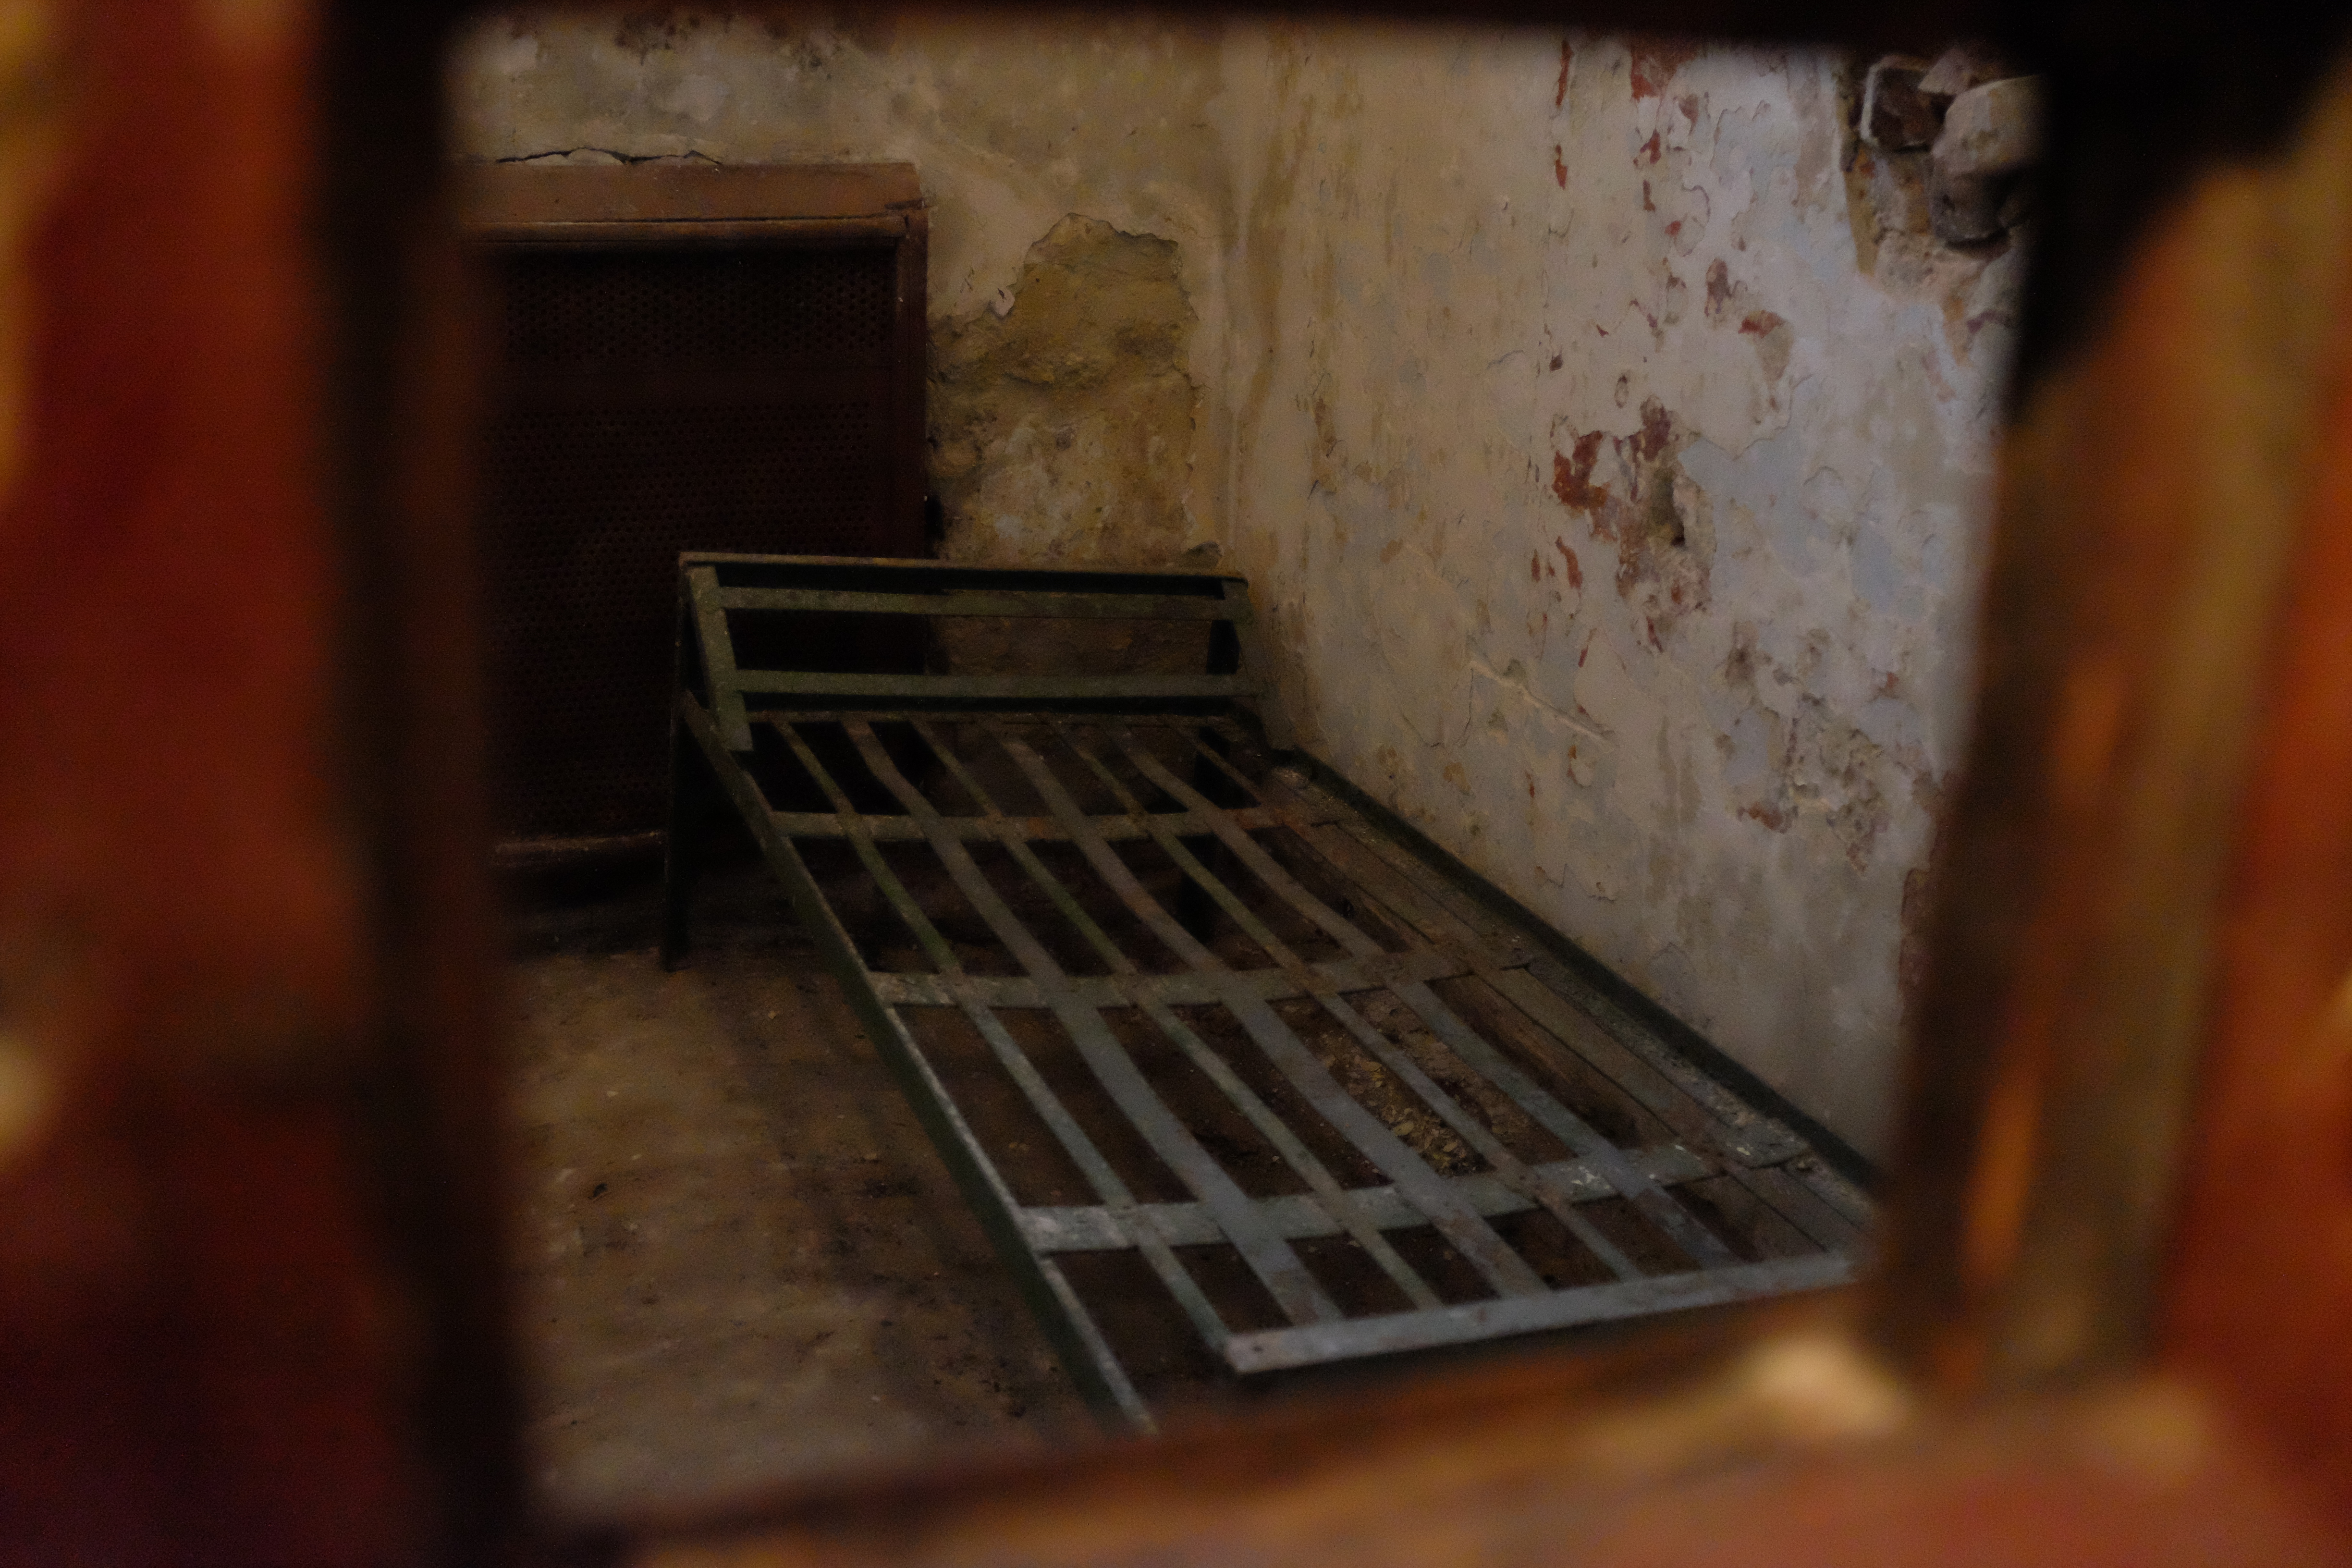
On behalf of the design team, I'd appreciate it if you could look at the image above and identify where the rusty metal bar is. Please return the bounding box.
[733,669,1251,702]
[1188,737,1807,1163]
[902,718,1446,1311]
[1048,721,1653,1282]
[866,949,1471,1009]
[969,724,1458,1316]
[716,585,1251,622]
[665,556,1865,1416]
[828,718,1342,1328]
[1128,729,1743,1269]
[765,711,1237,1374]
[768,802,1318,843]
[1223,1254,1857,1375]
[675,692,1156,1426]
[1032,722,1555,1302]
[1063,724,1653,1279]
[1217,755,1865,1251]
[1020,1142,1713,1252]
[1000,718,1549,1298]
[686,565,754,751]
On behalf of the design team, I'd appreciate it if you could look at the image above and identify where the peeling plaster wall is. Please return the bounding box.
[445,9,1235,571]
[1221,27,2013,1157]
[448,15,2011,1159]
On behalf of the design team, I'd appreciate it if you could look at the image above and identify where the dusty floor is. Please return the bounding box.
[502,854,1109,1522]
[498,787,1867,1524]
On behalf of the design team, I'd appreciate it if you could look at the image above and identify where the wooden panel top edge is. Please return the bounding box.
[677,551,1249,587]
[451,160,923,228]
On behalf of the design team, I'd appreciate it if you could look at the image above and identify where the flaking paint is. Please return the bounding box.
[445,8,1234,572]
[1220,29,2008,1157]
[450,16,2011,1157]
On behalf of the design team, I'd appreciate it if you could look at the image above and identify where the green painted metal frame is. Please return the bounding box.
[661,553,1867,1429]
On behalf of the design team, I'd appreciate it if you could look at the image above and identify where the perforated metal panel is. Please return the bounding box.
[478,237,923,843]
[500,247,896,369]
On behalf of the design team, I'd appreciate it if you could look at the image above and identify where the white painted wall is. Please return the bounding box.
[450,15,2017,1158]
[1218,27,2015,1157]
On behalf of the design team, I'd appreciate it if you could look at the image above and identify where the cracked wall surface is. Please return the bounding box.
[449,15,2013,1159]
[446,8,1232,573]
[1221,27,2011,1157]
[928,215,1201,570]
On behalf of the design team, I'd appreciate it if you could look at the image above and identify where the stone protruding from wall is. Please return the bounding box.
[1853,43,2042,251]
[1861,57,1939,152]
[1916,43,2014,105]
[1929,76,2043,244]
[1840,42,2035,371]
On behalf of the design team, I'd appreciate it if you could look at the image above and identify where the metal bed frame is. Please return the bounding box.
[661,552,1867,1429]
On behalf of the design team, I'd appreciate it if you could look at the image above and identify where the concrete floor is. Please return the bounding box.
[502,857,1106,1522]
